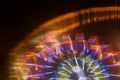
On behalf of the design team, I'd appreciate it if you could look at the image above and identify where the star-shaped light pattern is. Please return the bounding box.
[11,32,120,80]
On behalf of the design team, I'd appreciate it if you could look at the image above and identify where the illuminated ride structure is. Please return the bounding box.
[10,6,120,80]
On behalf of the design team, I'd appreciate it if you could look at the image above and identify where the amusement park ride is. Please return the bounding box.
[9,6,120,80]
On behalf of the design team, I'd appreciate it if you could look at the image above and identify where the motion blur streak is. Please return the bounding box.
[9,6,120,80]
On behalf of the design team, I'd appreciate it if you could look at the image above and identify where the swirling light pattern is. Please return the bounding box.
[9,6,120,80]
[11,32,120,80]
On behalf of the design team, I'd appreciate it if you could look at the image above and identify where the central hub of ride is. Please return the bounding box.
[73,66,88,80]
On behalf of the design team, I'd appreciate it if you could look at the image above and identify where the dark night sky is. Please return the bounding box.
[0,0,120,80]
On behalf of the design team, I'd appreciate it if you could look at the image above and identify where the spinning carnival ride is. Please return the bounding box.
[10,7,120,80]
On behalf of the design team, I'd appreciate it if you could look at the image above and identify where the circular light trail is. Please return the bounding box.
[9,6,120,80]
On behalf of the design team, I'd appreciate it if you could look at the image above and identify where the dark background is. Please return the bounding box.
[1,0,120,80]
